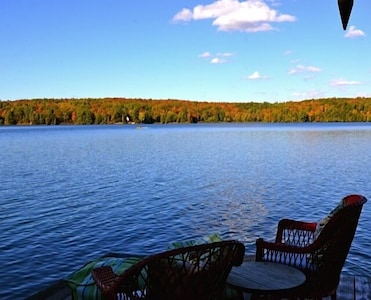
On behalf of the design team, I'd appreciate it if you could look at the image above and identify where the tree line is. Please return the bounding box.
[0,97,370,125]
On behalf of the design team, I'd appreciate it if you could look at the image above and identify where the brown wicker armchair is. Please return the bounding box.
[255,194,367,299]
[92,240,245,300]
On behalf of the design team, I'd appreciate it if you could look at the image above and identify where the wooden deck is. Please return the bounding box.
[334,275,371,300]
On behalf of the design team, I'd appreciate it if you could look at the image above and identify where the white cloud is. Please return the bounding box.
[345,26,365,38]
[199,52,234,63]
[199,52,211,58]
[211,57,227,64]
[247,71,268,79]
[283,50,293,55]
[173,0,296,32]
[217,52,234,57]
[173,8,193,22]
[291,90,324,99]
[330,79,361,86]
[288,65,321,75]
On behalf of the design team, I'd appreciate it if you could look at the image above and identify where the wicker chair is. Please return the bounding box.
[92,240,245,300]
[255,194,367,299]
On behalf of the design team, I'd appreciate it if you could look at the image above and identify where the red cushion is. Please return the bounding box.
[343,194,363,206]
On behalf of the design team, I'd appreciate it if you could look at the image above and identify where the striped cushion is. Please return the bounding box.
[168,233,224,249]
[313,199,345,240]
[65,256,142,300]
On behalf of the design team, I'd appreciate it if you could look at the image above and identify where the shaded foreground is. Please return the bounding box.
[27,255,371,300]
[29,276,371,300]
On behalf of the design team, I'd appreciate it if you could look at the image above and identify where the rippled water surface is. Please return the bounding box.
[1,123,370,299]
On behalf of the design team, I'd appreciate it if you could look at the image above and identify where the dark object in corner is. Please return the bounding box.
[338,0,354,30]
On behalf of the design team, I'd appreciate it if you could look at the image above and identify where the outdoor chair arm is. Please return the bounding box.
[275,218,317,246]
[92,240,245,300]
[256,237,325,272]
[91,266,119,300]
[255,194,367,300]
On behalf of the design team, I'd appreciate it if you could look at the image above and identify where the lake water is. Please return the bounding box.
[1,123,370,299]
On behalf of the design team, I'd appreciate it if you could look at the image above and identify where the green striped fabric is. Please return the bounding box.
[168,233,240,299]
[168,233,224,249]
[64,234,239,299]
[65,256,142,300]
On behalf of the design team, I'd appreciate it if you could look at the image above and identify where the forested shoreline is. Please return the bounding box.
[0,97,370,125]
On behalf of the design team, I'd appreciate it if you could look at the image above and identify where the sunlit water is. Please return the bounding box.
[1,123,370,299]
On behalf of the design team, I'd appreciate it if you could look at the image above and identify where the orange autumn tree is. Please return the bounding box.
[0,97,370,125]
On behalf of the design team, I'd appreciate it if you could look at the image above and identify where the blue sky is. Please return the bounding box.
[1,0,369,103]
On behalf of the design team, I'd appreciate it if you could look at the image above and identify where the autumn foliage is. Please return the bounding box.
[0,97,370,125]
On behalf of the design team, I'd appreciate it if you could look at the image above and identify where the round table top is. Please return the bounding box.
[227,261,306,294]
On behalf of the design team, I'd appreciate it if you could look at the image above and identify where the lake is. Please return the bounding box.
[1,123,370,299]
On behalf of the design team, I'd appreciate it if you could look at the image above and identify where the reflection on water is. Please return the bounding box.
[0,123,370,298]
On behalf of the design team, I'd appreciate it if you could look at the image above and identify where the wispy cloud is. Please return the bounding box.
[217,52,234,57]
[291,89,324,99]
[173,0,296,32]
[288,65,321,75]
[283,50,293,56]
[211,57,227,64]
[199,52,211,58]
[345,26,365,38]
[199,51,234,64]
[330,79,361,86]
[247,71,269,79]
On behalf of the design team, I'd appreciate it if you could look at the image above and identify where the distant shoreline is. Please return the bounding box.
[1,97,370,125]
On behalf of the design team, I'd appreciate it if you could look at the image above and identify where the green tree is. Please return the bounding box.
[75,106,94,124]
[4,110,17,125]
